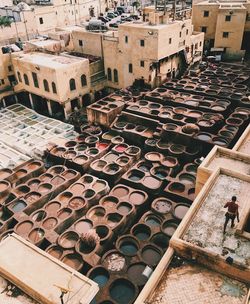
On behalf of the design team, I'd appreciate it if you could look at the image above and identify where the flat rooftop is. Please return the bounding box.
[119,20,185,30]
[149,262,249,304]
[183,173,250,265]
[14,52,87,69]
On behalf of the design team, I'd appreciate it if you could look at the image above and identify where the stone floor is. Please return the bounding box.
[183,174,250,265]
[150,263,248,304]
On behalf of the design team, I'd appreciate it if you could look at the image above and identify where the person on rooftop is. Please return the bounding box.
[223,196,239,234]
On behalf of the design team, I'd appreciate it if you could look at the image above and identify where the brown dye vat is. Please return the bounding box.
[178,173,195,185]
[68,197,86,210]
[116,156,130,166]
[161,156,177,168]
[57,208,72,220]
[27,179,40,189]
[145,152,162,162]
[51,147,66,157]
[46,245,64,259]
[111,136,124,145]
[106,213,123,228]
[38,183,53,194]
[126,146,141,158]
[112,186,129,198]
[51,176,65,186]
[101,196,119,209]
[74,219,93,234]
[65,140,77,148]
[24,192,41,204]
[28,228,45,244]
[152,198,172,215]
[74,155,89,165]
[45,201,61,213]
[32,210,47,222]
[196,132,212,141]
[70,183,85,194]
[61,253,83,271]
[27,161,42,170]
[43,217,58,230]
[0,168,12,180]
[141,244,162,266]
[40,173,53,183]
[58,191,73,203]
[116,202,133,215]
[91,160,108,171]
[173,203,190,221]
[15,221,33,235]
[92,180,107,193]
[182,124,200,135]
[15,169,28,178]
[48,166,65,175]
[162,219,178,236]
[127,263,148,286]
[102,250,126,272]
[87,206,106,222]
[62,169,77,179]
[132,224,151,241]
[58,231,79,249]
[143,176,161,189]
[104,153,119,163]
[129,191,146,205]
[0,180,10,193]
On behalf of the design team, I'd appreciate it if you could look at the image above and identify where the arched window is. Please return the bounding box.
[24,74,29,85]
[69,78,76,91]
[17,71,22,82]
[43,79,49,92]
[129,64,133,73]
[81,74,87,86]
[52,82,57,94]
[114,69,118,83]
[107,68,112,81]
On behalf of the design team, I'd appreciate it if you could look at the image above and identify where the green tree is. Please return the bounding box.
[0,16,12,28]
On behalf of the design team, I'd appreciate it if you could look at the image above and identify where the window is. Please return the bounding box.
[169,38,172,44]
[140,60,144,67]
[17,72,22,82]
[223,32,229,38]
[199,41,202,47]
[201,26,207,33]
[125,36,128,43]
[195,43,198,49]
[43,79,49,92]
[79,40,83,46]
[114,69,118,83]
[179,32,182,37]
[24,74,29,85]
[1,79,5,85]
[69,78,76,91]
[140,39,145,47]
[107,68,112,81]
[203,11,209,17]
[52,82,57,94]
[81,74,87,86]
[8,65,12,72]
[225,15,231,22]
[39,17,43,24]
[129,63,133,73]
[186,29,188,35]
[32,72,39,88]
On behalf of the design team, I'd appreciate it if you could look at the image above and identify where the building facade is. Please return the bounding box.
[192,0,250,59]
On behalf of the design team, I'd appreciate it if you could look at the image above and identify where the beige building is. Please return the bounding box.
[10,37,105,119]
[59,8,204,89]
[0,0,103,45]
[192,0,250,59]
